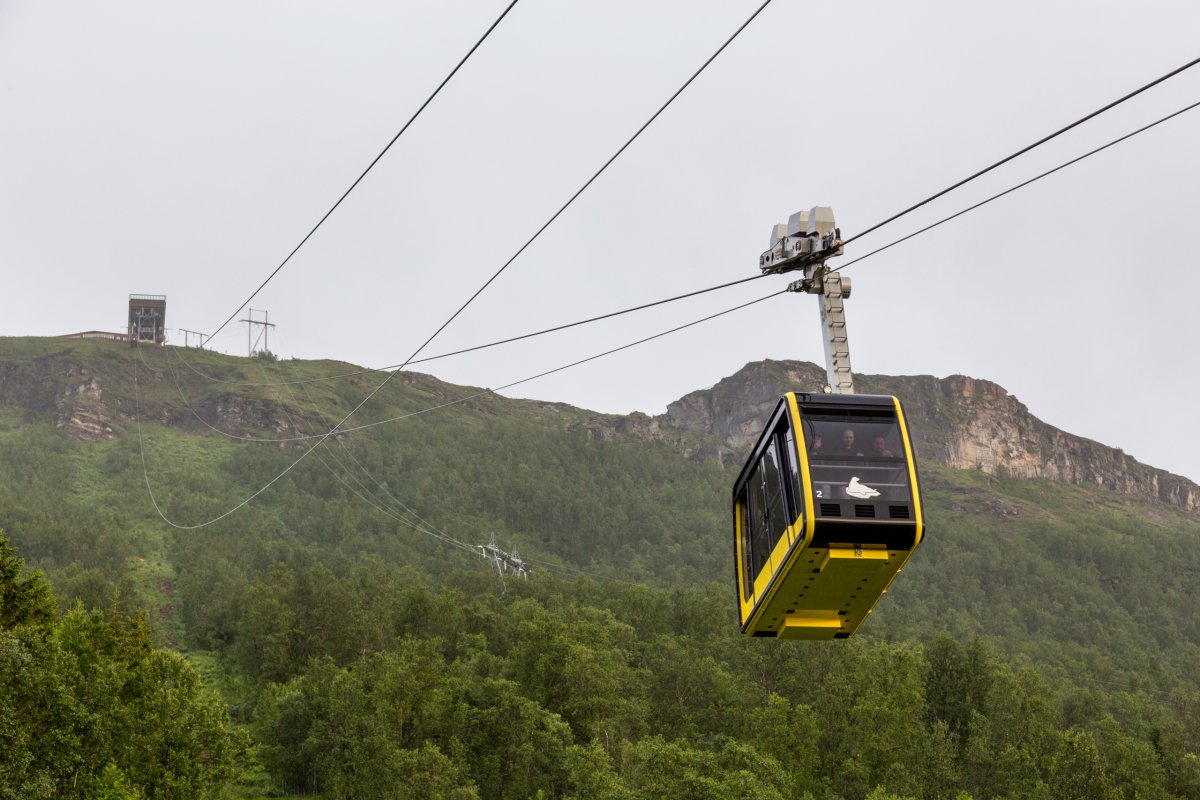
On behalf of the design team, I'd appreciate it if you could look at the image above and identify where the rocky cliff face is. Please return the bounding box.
[0,353,115,440]
[0,342,311,442]
[658,360,1200,515]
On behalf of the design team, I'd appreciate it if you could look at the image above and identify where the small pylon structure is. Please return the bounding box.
[477,532,529,579]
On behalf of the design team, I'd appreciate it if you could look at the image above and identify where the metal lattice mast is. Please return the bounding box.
[477,532,529,580]
[239,308,276,357]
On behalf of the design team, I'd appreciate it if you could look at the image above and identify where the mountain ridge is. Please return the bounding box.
[657,359,1199,515]
[2,337,1195,515]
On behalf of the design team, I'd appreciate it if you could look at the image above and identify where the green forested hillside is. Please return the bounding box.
[2,338,1199,799]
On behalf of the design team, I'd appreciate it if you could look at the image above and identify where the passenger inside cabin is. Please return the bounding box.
[838,427,863,457]
[871,435,895,458]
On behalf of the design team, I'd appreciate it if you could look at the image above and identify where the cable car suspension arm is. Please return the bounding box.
[758,206,854,394]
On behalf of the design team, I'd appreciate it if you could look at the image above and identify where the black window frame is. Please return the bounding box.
[737,415,805,599]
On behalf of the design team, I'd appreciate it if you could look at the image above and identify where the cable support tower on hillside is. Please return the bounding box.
[478,533,530,580]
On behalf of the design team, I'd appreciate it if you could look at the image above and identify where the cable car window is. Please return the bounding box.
[736,486,755,600]
[782,425,803,519]
[761,437,788,548]
[741,436,792,586]
[805,417,911,502]
[744,461,770,583]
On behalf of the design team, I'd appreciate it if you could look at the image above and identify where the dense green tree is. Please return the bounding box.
[749,693,822,798]
[0,530,56,629]
[619,737,786,800]
[1093,715,1170,800]
[443,675,572,799]
[923,637,993,751]
[1049,728,1119,800]
[0,535,240,799]
[504,599,648,744]
[562,742,629,800]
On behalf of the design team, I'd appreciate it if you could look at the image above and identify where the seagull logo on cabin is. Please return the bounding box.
[845,477,881,499]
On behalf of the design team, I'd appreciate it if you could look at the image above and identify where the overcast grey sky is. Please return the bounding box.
[2,1,1198,484]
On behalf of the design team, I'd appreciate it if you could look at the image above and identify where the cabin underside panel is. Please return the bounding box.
[750,542,912,640]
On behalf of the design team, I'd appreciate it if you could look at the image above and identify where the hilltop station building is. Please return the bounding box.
[128,294,166,347]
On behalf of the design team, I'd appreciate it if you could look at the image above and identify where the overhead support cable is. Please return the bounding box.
[177,68,1200,393]
[157,94,1200,448]
[172,272,770,388]
[208,0,522,343]
[392,0,775,373]
[488,290,785,394]
[143,14,1195,533]
[841,54,1200,248]
[835,97,1200,273]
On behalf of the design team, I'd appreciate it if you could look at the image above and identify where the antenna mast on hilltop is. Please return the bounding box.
[240,308,276,357]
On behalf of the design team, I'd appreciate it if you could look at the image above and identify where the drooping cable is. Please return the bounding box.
[207,0,521,343]
[252,339,480,556]
[841,55,1200,248]
[133,286,783,528]
[140,338,478,553]
[160,345,491,442]
[277,367,634,582]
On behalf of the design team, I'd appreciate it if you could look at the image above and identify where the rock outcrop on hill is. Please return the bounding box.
[658,360,1199,515]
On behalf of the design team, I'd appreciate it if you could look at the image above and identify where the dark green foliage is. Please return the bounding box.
[3,340,1200,797]
[232,576,1197,799]
[0,530,56,629]
[0,534,242,798]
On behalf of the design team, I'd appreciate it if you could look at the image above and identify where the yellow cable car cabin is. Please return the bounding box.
[733,392,924,639]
